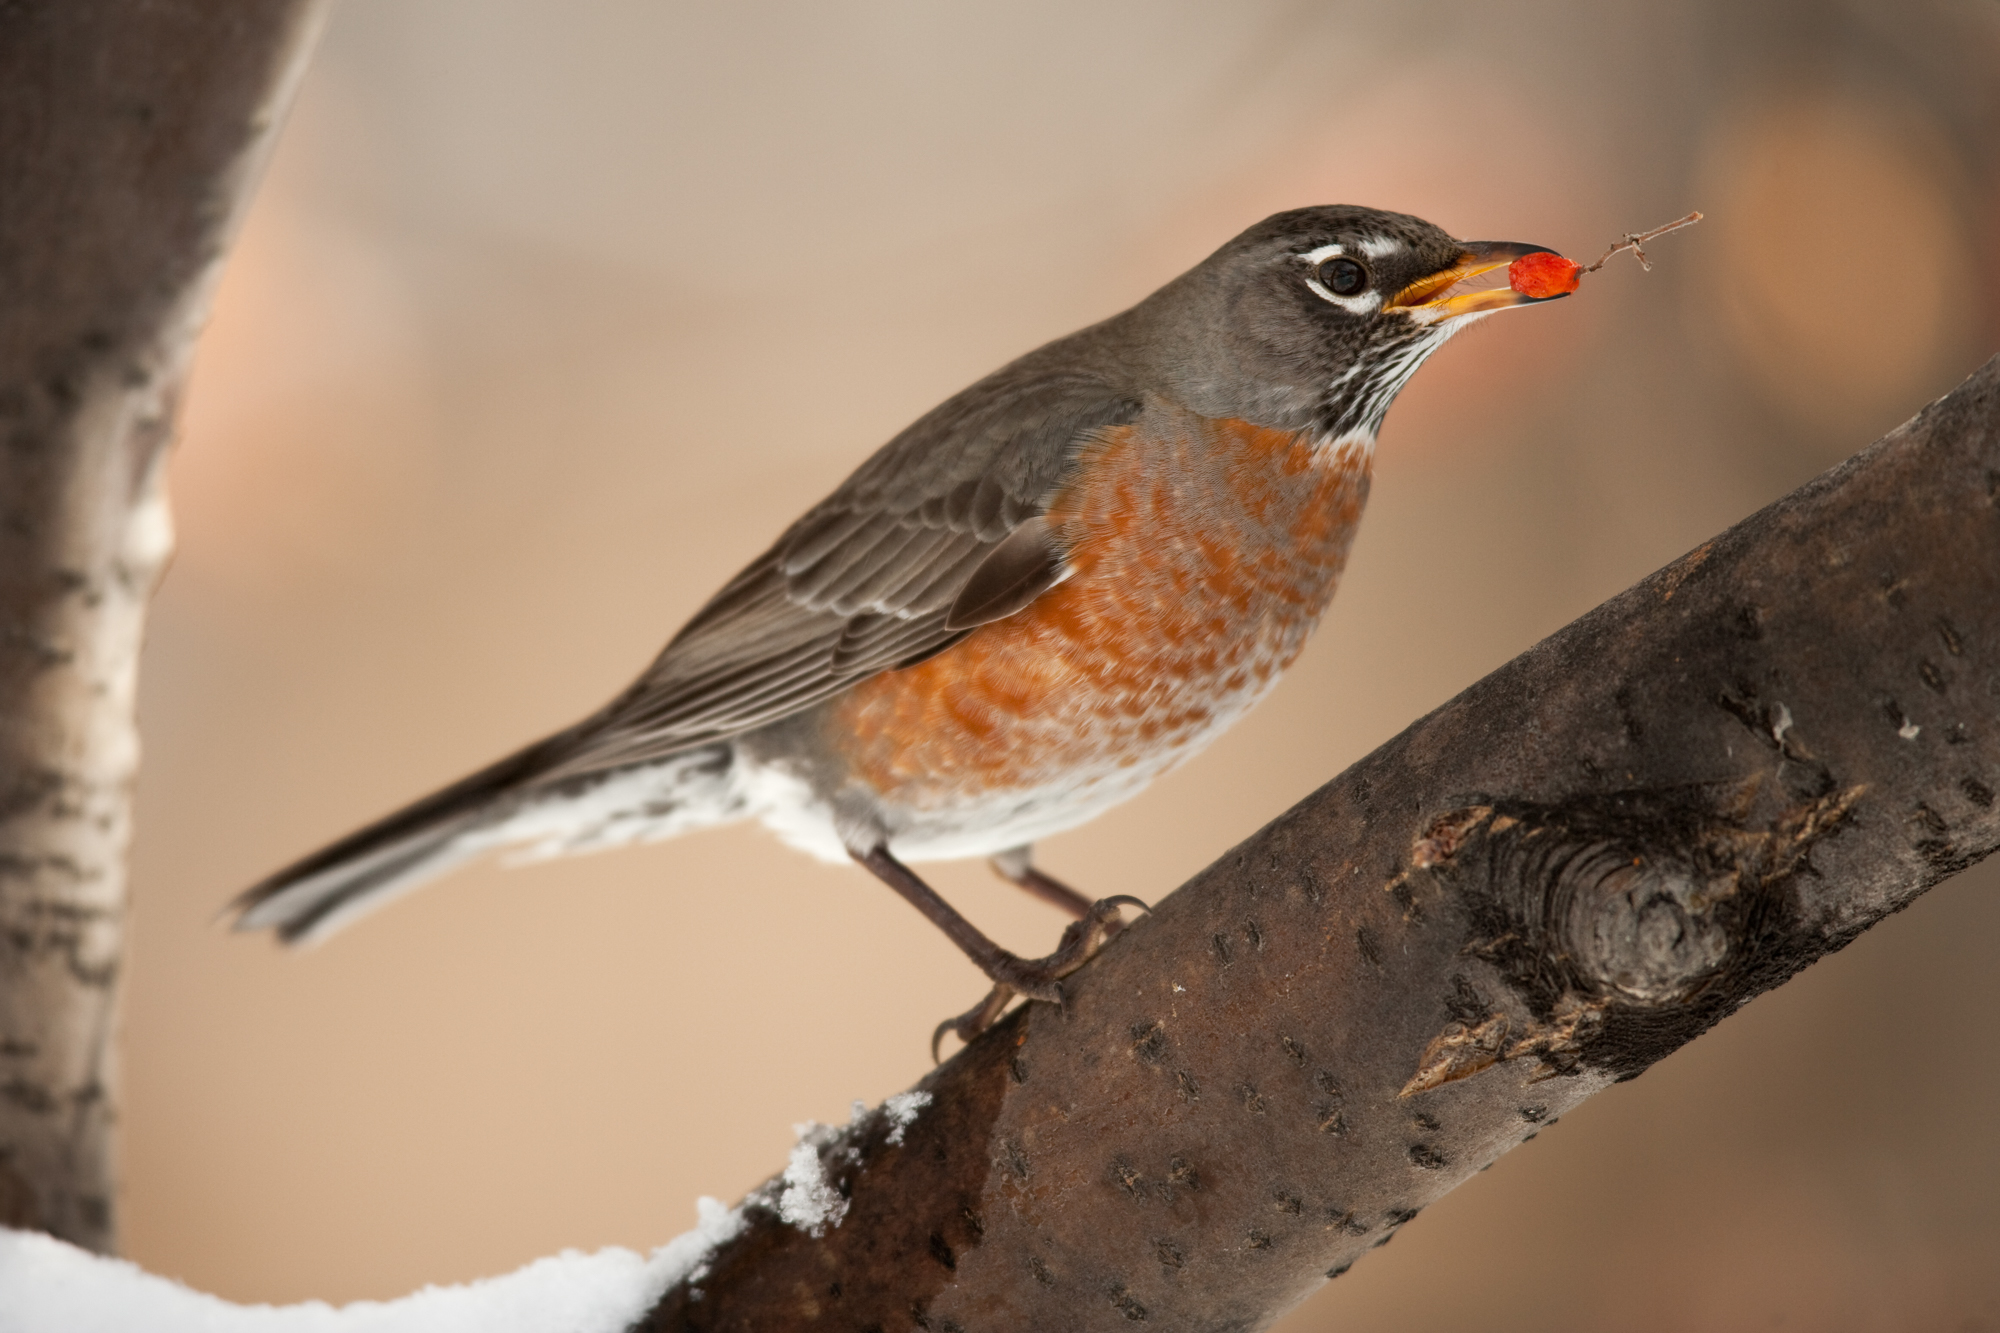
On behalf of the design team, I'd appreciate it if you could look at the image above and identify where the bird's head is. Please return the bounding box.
[1135,204,1567,444]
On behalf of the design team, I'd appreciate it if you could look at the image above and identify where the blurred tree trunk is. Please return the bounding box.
[0,0,327,1252]
[635,357,2000,1331]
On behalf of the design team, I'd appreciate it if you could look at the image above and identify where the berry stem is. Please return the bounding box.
[1580,211,1704,275]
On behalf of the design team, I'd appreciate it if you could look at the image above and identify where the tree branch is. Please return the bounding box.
[0,0,328,1251]
[634,355,2000,1330]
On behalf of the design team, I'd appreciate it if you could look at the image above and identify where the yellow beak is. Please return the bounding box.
[1387,241,1567,323]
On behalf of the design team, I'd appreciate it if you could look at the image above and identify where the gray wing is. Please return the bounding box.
[539,369,1142,780]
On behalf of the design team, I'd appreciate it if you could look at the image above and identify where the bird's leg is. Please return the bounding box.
[853,845,1146,1057]
[989,844,1093,918]
[853,845,1065,1003]
[990,844,1137,950]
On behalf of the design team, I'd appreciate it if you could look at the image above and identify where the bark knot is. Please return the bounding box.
[1404,776,1864,1085]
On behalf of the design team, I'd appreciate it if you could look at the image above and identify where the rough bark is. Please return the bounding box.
[0,0,327,1252]
[634,356,2000,1331]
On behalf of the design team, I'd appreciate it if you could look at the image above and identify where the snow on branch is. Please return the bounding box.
[0,1210,738,1333]
[0,1092,947,1329]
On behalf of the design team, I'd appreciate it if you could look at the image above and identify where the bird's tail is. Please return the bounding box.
[229,740,740,945]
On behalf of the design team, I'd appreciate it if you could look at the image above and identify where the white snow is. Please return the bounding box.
[882,1090,931,1146]
[764,1090,932,1236]
[774,1128,849,1237]
[0,1087,952,1326]
[0,1197,745,1333]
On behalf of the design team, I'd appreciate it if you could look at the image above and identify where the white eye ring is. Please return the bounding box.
[1298,245,1382,314]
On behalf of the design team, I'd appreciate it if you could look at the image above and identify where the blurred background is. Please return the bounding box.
[124,0,2000,1328]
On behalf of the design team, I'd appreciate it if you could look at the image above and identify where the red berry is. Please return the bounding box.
[1508,251,1581,299]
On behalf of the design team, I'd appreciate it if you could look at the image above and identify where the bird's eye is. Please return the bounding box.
[1317,257,1369,297]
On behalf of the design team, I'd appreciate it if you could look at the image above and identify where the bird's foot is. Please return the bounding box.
[1025,894,1147,981]
[932,985,1015,1062]
[931,895,1148,1061]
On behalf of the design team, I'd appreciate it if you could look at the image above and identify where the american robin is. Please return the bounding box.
[232,205,1566,1046]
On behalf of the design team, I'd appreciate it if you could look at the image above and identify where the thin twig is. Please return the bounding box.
[1582,210,1703,274]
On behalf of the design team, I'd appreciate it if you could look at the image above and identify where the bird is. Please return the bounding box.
[231,205,1568,1047]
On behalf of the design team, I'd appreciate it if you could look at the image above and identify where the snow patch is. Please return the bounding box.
[0,1198,746,1333]
[766,1089,934,1238]
[774,1124,849,1237]
[882,1091,931,1146]
[653,1196,746,1298]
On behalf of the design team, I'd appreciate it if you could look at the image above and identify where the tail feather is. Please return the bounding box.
[231,737,749,944]
[238,822,486,944]
[229,736,567,944]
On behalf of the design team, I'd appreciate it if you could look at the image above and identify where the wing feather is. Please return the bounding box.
[537,361,1144,783]
[873,529,986,610]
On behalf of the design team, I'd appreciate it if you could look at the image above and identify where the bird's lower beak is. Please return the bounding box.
[1387,240,1566,323]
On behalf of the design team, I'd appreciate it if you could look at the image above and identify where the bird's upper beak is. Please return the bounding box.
[1386,241,1567,323]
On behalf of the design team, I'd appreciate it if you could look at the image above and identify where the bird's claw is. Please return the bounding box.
[932,984,1020,1063]
[932,895,1147,1061]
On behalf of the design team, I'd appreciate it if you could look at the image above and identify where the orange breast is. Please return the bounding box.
[827,405,1371,808]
